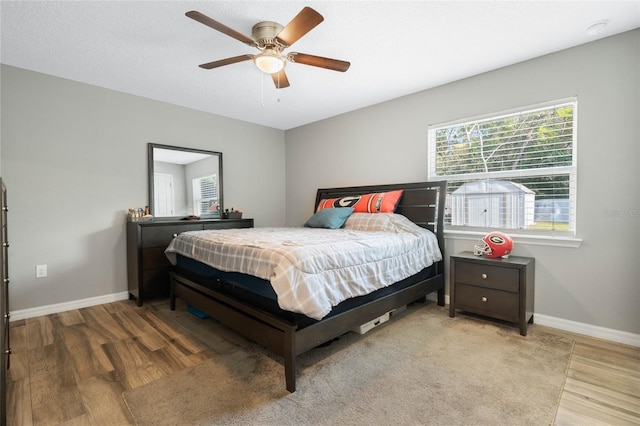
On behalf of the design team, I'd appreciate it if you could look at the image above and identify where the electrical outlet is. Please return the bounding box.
[36,264,47,278]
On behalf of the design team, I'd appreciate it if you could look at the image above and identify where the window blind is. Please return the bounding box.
[428,98,577,235]
[192,174,219,216]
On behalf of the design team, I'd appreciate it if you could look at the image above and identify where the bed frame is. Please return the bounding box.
[170,181,446,392]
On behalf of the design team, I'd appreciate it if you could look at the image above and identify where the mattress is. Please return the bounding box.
[166,213,442,320]
[174,253,437,329]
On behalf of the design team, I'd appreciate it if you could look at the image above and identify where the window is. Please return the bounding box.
[428,98,577,236]
[192,174,219,216]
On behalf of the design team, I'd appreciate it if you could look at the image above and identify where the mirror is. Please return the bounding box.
[148,143,223,219]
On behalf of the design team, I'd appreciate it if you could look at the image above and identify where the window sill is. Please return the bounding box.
[444,229,583,248]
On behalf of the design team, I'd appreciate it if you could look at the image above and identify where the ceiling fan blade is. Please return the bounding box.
[186,11,255,46]
[272,69,290,89]
[199,54,254,69]
[288,53,350,72]
[275,7,323,47]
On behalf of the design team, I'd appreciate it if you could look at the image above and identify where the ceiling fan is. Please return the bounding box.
[186,7,350,89]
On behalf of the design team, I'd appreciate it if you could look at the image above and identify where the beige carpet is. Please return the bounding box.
[123,303,572,426]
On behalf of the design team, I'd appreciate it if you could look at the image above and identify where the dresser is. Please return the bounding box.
[126,218,253,306]
[0,178,9,426]
[449,251,535,336]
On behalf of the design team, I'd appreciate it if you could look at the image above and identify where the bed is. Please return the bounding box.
[167,181,446,392]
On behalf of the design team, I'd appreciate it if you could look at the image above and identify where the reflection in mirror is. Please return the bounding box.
[148,143,223,218]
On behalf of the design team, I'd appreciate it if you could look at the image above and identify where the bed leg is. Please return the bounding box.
[285,355,296,392]
[284,329,296,392]
[169,274,176,311]
[437,287,445,306]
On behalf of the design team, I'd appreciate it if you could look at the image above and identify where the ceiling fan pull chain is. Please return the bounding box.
[276,73,282,103]
[261,72,265,108]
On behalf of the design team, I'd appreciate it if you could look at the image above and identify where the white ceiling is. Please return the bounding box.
[2,1,638,130]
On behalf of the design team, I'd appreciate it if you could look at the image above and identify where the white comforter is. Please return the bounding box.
[165,214,442,320]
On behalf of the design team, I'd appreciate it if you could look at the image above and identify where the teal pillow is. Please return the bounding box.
[304,207,354,229]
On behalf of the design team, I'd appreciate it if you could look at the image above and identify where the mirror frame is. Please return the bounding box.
[148,143,223,219]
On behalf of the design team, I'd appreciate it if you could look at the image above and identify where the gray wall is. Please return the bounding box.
[285,30,640,334]
[1,64,286,311]
[1,30,638,336]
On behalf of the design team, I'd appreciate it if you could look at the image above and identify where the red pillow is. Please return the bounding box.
[317,190,403,213]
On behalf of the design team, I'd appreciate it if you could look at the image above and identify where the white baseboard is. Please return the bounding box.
[10,291,640,347]
[9,291,130,322]
[532,313,640,347]
[427,294,639,347]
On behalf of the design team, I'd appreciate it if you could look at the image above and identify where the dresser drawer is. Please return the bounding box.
[142,247,172,269]
[455,283,519,321]
[455,261,519,293]
[141,224,202,248]
[203,219,253,230]
[142,269,171,298]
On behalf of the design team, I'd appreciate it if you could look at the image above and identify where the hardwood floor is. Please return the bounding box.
[549,328,640,425]
[6,299,244,426]
[5,300,640,425]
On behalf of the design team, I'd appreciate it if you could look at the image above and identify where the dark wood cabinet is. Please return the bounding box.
[449,251,534,336]
[0,178,8,426]
[126,218,253,306]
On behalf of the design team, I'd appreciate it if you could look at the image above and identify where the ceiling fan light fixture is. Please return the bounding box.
[254,48,285,74]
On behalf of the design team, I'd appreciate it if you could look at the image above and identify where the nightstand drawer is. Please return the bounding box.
[455,261,519,293]
[455,283,519,320]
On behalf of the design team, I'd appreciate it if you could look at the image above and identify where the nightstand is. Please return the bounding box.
[449,251,535,336]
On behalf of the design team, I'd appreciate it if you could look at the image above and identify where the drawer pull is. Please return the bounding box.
[481,296,488,303]
[481,273,487,279]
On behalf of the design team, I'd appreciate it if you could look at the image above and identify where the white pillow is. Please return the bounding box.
[344,213,398,232]
[344,213,430,235]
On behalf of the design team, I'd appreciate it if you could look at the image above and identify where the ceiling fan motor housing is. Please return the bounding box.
[252,21,285,49]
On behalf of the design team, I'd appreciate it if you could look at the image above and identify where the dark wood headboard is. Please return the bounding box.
[315,181,447,252]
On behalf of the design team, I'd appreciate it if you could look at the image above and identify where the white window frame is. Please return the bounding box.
[428,97,579,243]
[192,174,218,216]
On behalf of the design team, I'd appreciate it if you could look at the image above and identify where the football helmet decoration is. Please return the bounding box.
[474,232,514,258]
